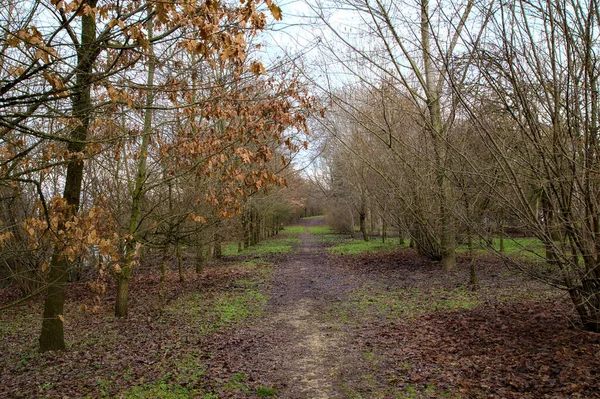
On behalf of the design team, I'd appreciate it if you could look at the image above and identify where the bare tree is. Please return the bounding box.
[457,0,600,331]
[308,0,484,269]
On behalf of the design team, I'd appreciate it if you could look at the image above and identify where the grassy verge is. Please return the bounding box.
[279,225,306,235]
[307,225,334,235]
[300,215,324,220]
[121,371,277,399]
[456,237,545,259]
[327,237,404,255]
[222,236,302,256]
[120,260,277,398]
[327,282,481,326]
[163,260,272,334]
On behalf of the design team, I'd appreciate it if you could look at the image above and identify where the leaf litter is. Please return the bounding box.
[1,219,599,398]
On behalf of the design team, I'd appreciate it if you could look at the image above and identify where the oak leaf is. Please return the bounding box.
[250,61,266,76]
[269,4,282,20]
[42,72,65,91]
[188,214,207,223]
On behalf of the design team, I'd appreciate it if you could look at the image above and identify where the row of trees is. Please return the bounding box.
[0,0,312,351]
[309,0,600,332]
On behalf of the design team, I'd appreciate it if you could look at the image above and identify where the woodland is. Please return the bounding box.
[1,0,600,398]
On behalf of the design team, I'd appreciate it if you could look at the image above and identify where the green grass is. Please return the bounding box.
[307,225,334,235]
[301,215,324,220]
[279,225,306,235]
[457,237,545,259]
[221,225,307,257]
[256,386,278,397]
[123,380,215,399]
[222,242,240,256]
[122,261,275,398]
[327,237,404,255]
[165,287,268,335]
[222,236,302,256]
[245,237,301,255]
[120,364,279,398]
[225,372,251,393]
[164,261,272,334]
[126,371,276,399]
[327,282,481,325]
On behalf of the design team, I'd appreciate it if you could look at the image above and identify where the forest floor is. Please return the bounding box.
[1,217,600,398]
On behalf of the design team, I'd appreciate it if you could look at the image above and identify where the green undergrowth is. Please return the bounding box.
[222,235,302,256]
[300,215,324,220]
[457,237,545,259]
[340,349,455,399]
[163,260,272,335]
[318,232,545,260]
[121,370,277,399]
[327,237,404,255]
[307,225,334,235]
[327,281,481,325]
[122,379,215,399]
[0,311,38,338]
[326,277,553,328]
[280,225,307,235]
[120,260,276,398]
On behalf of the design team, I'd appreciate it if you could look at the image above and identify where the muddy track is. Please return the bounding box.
[209,219,356,398]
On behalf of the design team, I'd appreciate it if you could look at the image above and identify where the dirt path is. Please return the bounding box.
[209,218,356,398]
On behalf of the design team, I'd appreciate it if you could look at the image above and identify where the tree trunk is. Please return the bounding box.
[196,240,204,274]
[397,219,404,246]
[421,0,455,271]
[39,253,68,351]
[115,277,129,318]
[115,12,156,318]
[213,222,222,259]
[499,208,505,253]
[242,209,250,249]
[252,211,259,245]
[469,260,478,291]
[412,223,442,261]
[359,211,369,242]
[177,244,184,283]
[569,283,600,333]
[39,2,97,352]
[160,245,168,296]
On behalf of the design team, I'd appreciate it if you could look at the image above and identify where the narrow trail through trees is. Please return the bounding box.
[211,218,357,398]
